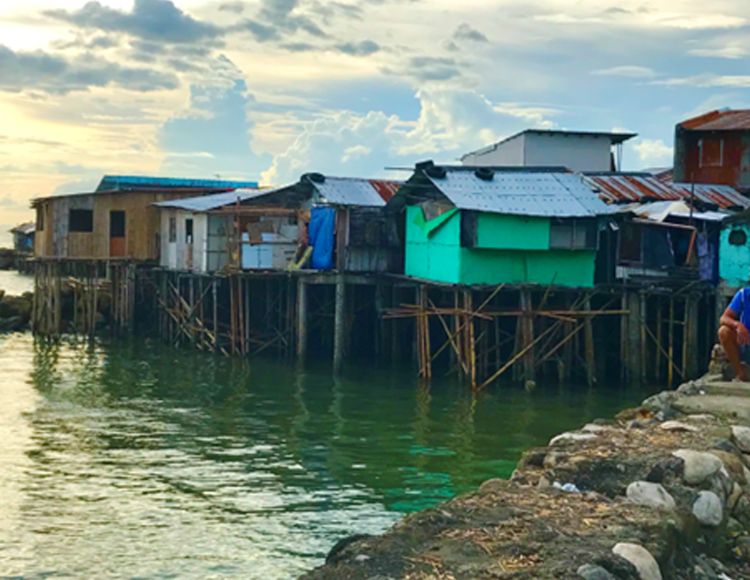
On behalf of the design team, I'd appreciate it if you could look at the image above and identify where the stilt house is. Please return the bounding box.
[584,172,749,285]
[389,162,613,287]
[32,175,257,261]
[155,173,402,273]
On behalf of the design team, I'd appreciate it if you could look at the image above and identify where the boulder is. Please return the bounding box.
[577,563,616,579]
[626,481,676,510]
[672,450,723,485]
[731,425,750,453]
[692,491,723,527]
[612,543,662,580]
[659,421,697,433]
[549,432,598,446]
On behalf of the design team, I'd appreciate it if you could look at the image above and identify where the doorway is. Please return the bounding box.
[110,210,126,257]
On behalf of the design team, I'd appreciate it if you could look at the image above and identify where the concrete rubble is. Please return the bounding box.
[304,372,750,579]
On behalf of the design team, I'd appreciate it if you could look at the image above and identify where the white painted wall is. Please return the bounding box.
[462,132,615,172]
[462,134,525,166]
[523,133,613,172]
[159,209,209,272]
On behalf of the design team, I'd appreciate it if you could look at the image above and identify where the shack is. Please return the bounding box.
[161,173,403,273]
[154,189,282,273]
[583,172,748,284]
[673,109,750,192]
[32,175,258,261]
[719,212,750,291]
[389,163,612,287]
[10,222,35,253]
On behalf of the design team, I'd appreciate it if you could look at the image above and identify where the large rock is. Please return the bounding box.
[577,563,616,579]
[672,450,723,485]
[549,432,598,446]
[612,543,662,580]
[731,426,750,453]
[692,491,723,527]
[626,481,676,510]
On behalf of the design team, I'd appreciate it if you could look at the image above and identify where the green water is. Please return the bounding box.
[0,333,654,579]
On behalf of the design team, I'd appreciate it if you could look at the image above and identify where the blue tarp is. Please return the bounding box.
[309,207,336,270]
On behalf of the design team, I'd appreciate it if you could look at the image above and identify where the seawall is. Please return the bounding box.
[304,373,750,579]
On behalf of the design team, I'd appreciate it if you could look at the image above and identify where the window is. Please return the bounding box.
[185,218,194,244]
[168,217,176,243]
[69,209,93,233]
[729,229,747,246]
[549,219,597,250]
[699,137,724,168]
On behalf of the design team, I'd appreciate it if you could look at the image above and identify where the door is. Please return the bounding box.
[110,210,126,257]
[185,218,194,269]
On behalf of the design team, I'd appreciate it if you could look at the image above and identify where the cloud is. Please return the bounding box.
[159,63,271,178]
[219,1,246,14]
[452,23,488,43]
[654,74,750,88]
[383,57,463,82]
[335,40,380,56]
[592,65,656,78]
[633,138,673,168]
[0,44,179,94]
[262,87,558,184]
[46,0,222,44]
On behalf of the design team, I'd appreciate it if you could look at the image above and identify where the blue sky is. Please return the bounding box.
[1,0,749,227]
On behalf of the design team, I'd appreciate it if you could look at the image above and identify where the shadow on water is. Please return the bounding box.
[0,333,656,578]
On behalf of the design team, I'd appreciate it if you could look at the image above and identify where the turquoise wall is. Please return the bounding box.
[720,224,750,289]
[404,206,596,287]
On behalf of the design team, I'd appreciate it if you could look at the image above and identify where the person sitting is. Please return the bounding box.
[718,287,750,381]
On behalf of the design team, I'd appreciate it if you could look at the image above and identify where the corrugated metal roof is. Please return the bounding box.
[97,175,259,192]
[309,176,402,207]
[10,222,35,235]
[583,173,750,209]
[680,109,750,131]
[425,168,613,217]
[616,201,728,223]
[154,189,266,212]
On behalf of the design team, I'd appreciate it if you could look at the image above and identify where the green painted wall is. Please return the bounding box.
[475,213,549,250]
[720,224,750,288]
[404,205,596,287]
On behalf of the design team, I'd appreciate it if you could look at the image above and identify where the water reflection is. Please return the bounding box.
[0,333,653,578]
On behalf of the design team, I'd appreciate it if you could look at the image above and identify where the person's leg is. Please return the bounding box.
[718,325,748,381]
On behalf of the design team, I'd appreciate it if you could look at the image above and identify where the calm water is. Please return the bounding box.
[0,270,33,296]
[0,333,654,579]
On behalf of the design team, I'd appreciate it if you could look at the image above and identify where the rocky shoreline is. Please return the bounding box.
[305,374,750,579]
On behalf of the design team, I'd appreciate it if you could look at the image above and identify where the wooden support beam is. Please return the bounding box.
[583,294,596,387]
[333,275,346,374]
[296,277,308,364]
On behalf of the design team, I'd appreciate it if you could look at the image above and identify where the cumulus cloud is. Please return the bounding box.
[159,62,271,177]
[382,56,463,82]
[633,138,673,168]
[46,0,222,44]
[262,87,558,184]
[0,44,178,94]
[592,65,656,78]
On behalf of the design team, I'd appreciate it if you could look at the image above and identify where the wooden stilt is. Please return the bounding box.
[333,275,346,374]
[296,277,308,364]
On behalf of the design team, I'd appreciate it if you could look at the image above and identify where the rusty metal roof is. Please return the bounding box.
[422,166,612,217]
[583,173,750,209]
[306,175,402,207]
[680,109,750,131]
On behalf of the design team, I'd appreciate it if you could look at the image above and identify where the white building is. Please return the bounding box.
[460,129,636,173]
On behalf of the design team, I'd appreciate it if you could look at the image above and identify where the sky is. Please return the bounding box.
[1,0,750,231]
